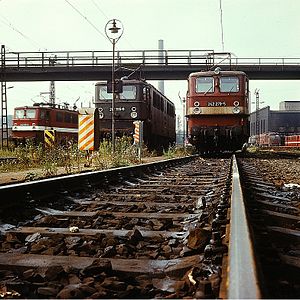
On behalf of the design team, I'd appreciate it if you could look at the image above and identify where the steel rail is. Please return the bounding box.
[0,155,195,206]
[226,155,262,299]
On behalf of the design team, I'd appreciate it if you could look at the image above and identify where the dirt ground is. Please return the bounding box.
[0,156,165,186]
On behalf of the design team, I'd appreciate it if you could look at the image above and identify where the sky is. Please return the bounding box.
[0,0,300,121]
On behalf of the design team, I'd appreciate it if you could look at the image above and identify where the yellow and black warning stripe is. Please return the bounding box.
[44,130,55,147]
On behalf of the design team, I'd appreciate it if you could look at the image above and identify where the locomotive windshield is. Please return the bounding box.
[220,76,239,93]
[196,77,214,93]
[99,85,137,100]
[15,108,36,119]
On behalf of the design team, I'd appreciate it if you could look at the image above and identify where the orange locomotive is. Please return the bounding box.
[186,68,249,152]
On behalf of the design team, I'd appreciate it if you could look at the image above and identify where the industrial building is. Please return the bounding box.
[249,101,300,136]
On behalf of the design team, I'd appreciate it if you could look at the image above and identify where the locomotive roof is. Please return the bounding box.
[95,79,146,85]
[189,70,247,78]
[95,79,175,106]
[14,103,77,111]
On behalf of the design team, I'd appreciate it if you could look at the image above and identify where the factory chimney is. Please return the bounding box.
[158,39,165,94]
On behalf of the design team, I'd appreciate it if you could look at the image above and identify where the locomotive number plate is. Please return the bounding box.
[207,101,226,107]
[109,107,125,112]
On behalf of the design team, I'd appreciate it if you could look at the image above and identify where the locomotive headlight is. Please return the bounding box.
[99,112,104,119]
[233,107,241,114]
[32,122,36,129]
[131,112,138,118]
[194,101,200,107]
[193,107,201,114]
[131,106,137,112]
[233,101,240,107]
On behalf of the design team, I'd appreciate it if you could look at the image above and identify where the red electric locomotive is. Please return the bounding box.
[186,68,249,152]
[11,103,78,145]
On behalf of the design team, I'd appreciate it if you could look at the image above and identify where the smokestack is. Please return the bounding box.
[158,39,165,94]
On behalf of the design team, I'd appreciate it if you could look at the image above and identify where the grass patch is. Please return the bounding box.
[0,138,193,181]
[0,137,142,175]
[163,144,194,159]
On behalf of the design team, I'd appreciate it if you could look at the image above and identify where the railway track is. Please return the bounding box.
[0,154,298,298]
[238,156,300,299]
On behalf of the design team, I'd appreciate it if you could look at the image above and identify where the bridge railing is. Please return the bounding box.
[4,49,215,68]
[3,49,300,68]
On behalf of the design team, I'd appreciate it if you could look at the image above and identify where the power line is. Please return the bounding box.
[90,0,108,19]
[219,0,225,52]
[64,0,107,41]
[90,0,135,50]
[0,14,41,49]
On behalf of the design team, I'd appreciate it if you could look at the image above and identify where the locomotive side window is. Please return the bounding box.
[153,93,160,109]
[71,114,78,124]
[220,77,239,92]
[64,113,71,123]
[40,109,50,120]
[56,112,63,122]
[160,98,165,112]
[196,77,214,93]
[40,110,46,119]
[167,102,175,117]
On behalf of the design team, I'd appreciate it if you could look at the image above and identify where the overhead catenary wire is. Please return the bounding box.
[91,0,135,50]
[64,0,108,41]
[66,0,135,50]
[90,0,109,19]
[0,14,42,49]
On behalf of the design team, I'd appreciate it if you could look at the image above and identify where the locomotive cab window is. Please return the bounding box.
[196,77,214,93]
[99,86,112,100]
[15,109,25,119]
[220,77,239,93]
[25,109,36,119]
[119,86,136,100]
[15,109,36,119]
[98,85,137,101]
